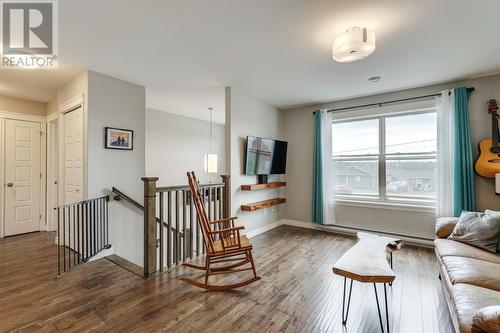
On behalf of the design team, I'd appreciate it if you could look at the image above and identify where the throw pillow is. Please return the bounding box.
[448,210,500,253]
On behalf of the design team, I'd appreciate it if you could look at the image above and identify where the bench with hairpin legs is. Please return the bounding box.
[333,232,403,333]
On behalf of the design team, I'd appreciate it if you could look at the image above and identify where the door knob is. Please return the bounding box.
[6,183,13,187]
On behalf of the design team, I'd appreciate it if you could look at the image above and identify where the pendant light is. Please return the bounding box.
[205,107,218,173]
[332,27,376,63]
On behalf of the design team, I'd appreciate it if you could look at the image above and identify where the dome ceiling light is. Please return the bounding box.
[332,27,376,63]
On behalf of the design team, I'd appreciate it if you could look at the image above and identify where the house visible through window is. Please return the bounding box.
[332,110,437,205]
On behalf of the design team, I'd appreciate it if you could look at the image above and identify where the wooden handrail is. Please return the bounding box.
[111,187,184,237]
[156,182,224,192]
[112,187,143,210]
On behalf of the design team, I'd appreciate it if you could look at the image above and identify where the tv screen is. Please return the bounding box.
[245,136,288,175]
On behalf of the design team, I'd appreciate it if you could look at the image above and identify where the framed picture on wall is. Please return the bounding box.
[105,127,134,150]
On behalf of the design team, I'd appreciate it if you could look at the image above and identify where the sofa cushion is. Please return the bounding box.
[451,284,500,333]
[442,256,500,292]
[448,210,500,253]
[435,239,500,264]
[471,305,500,333]
[436,217,459,238]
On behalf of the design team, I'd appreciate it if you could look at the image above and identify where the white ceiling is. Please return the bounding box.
[0,67,82,103]
[2,0,500,123]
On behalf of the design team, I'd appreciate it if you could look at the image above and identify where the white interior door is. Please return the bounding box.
[4,119,42,236]
[64,107,84,205]
[47,120,58,231]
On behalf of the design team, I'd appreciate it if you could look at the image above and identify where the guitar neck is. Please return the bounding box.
[492,113,500,149]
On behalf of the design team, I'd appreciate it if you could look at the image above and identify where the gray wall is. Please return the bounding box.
[87,71,146,266]
[226,87,285,234]
[145,109,225,186]
[282,74,500,239]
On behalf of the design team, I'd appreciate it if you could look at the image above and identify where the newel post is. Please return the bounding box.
[221,175,231,218]
[142,177,158,277]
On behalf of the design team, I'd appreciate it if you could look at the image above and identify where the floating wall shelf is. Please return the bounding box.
[241,198,286,212]
[240,182,286,191]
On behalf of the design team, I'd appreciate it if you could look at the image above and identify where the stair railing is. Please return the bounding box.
[142,175,230,277]
[56,195,111,277]
[112,186,184,237]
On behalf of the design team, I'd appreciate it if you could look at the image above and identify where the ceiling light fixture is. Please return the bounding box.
[332,27,376,63]
[204,107,218,174]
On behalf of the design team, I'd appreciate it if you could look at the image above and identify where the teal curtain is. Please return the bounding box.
[312,111,323,224]
[453,87,476,216]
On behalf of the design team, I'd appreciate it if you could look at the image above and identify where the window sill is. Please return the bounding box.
[334,198,435,213]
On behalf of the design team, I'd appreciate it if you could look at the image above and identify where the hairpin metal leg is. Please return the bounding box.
[342,277,354,326]
[389,252,393,286]
[384,283,390,333]
[374,283,384,333]
[373,283,390,333]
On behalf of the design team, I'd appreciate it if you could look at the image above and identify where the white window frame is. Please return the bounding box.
[332,109,437,208]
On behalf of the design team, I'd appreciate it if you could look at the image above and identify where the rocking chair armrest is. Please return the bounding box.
[208,226,245,234]
[210,217,238,225]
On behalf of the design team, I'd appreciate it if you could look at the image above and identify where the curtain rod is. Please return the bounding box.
[312,87,475,114]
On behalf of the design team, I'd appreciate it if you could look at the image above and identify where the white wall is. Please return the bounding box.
[145,109,225,186]
[87,71,146,266]
[226,87,285,234]
[282,74,500,239]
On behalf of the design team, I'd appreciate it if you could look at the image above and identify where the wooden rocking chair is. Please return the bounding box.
[180,171,261,290]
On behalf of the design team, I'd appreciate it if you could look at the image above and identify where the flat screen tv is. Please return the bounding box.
[245,136,288,175]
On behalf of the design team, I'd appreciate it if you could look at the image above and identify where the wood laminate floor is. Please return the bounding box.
[0,226,453,332]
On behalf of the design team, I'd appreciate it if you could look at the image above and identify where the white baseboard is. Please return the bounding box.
[245,218,434,248]
[245,221,281,238]
[279,219,320,230]
[280,219,434,248]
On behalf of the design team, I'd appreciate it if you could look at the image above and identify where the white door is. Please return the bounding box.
[48,120,58,231]
[4,119,42,236]
[64,107,84,205]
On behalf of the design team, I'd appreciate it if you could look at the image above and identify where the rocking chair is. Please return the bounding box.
[180,171,261,290]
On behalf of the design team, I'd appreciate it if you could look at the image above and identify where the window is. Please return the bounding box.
[332,118,379,196]
[332,111,436,205]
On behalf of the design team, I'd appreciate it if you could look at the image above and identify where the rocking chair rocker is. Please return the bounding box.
[180,171,261,290]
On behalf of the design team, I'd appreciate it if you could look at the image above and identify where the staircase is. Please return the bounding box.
[56,175,230,278]
[114,175,230,277]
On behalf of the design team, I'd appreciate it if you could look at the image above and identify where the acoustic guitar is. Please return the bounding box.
[475,99,500,178]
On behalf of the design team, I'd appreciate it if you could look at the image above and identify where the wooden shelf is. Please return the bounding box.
[241,198,286,212]
[240,182,286,191]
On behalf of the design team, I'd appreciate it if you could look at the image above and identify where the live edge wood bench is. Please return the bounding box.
[332,232,403,333]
